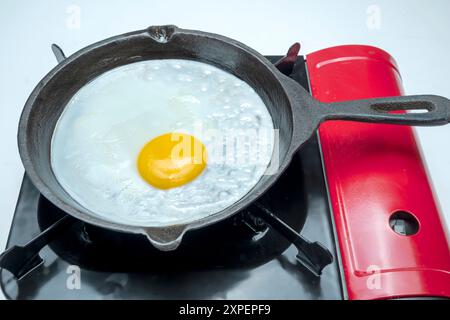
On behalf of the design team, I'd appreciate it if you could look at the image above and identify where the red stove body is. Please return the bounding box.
[306,45,450,300]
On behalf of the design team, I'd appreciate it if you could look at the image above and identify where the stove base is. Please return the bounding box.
[1,56,344,300]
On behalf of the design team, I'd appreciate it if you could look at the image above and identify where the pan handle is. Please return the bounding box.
[317,95,450,126]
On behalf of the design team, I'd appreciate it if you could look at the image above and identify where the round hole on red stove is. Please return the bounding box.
[389,211,419,236]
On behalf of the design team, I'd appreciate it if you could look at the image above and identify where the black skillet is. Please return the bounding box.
[12,25,450,255]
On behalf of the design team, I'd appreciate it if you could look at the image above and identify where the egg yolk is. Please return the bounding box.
[137,133,207,189]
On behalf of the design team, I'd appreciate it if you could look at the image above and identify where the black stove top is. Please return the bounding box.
[1,56,344,300]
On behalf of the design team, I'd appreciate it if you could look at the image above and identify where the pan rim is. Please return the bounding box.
[17,26,297,250]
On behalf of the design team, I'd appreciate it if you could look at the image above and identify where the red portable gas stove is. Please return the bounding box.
[308,45,450,299]
[1,44,449,300]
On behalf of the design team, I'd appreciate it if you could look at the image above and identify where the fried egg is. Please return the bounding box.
[51,59,274,226]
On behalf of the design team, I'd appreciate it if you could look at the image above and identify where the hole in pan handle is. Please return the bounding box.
[317,94,450,126]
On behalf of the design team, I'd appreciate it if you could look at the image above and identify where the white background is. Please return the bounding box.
[0,0,449,300]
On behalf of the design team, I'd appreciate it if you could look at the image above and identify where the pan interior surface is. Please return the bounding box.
[20,28,295,233]
[51,58,275,226]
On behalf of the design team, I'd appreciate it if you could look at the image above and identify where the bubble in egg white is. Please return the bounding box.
[51,59,274,226]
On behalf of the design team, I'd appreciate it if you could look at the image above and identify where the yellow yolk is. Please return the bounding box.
[137,133,207,189]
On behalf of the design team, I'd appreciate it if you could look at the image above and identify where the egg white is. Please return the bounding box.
[51,59,274,226]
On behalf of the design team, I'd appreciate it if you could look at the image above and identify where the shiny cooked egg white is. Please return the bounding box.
[51,59,274,226]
